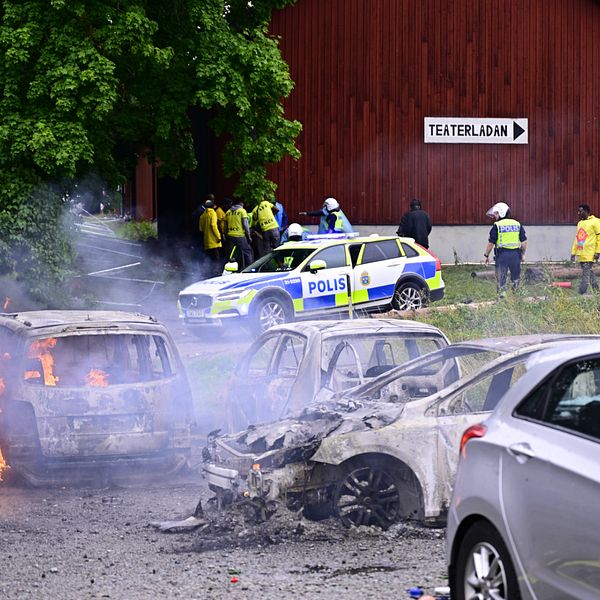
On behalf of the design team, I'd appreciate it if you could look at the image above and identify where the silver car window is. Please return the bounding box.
[517,357,600,440]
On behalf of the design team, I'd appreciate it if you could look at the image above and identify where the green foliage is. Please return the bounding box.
[118,219,157,242]
[0,1,300,295]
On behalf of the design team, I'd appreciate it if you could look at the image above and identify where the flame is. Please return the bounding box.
[0,352,10,396]
[0,448,7,482]
[2,297,10,311]
[85,369,109,387]
[24,371,41,381]
[27,338,59,386]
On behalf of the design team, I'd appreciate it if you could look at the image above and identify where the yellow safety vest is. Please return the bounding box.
[226,207,248,237]
[495,218,521,249]
[253,201,278,232]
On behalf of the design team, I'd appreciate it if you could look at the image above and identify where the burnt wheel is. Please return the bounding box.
[249,295,291,336]
[392,281,425,310]
[334,465,401,529]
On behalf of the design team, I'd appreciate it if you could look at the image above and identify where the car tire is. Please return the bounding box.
[249,295,292,336]
[392,281,425,310]
[452,520,521,600]
[333,461,402,529]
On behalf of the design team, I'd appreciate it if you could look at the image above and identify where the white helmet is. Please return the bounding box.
[287,223,303,238]
[323,197,339,212]
[486,202,509,219]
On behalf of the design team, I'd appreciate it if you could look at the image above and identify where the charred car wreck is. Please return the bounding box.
[0,310,194,486]
[204,334,600,529]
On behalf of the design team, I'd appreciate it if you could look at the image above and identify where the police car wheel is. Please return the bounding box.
[250,296,290,335]
[392,282,424,310]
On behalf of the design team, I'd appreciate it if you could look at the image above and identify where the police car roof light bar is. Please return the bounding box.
[305,232,359,241]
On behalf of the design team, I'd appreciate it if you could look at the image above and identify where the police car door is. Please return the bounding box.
[352,239,404,305]
[299,245,351,313]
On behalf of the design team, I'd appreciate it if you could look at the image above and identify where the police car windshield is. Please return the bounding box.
[242,248,315,273]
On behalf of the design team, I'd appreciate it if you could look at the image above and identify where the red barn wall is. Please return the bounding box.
[268,0,600,226]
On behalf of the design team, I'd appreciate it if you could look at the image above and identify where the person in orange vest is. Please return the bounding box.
[199,199,223,277]
[570,203,600,295]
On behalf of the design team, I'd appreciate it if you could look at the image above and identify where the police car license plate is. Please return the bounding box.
[186,308,206,318]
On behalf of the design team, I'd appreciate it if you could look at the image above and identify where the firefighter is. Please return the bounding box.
[483,202,527,295]
[299,197,353,234]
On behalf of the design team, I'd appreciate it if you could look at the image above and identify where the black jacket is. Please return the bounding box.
[397,209,432,248]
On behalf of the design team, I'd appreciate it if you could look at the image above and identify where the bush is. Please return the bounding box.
[118,220,157,242]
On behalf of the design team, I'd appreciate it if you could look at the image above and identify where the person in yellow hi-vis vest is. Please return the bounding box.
[483,202,527,296]
[570,203,600,295]
[199,199,222,277]
[250,198,280,258]
[224,199,254,269]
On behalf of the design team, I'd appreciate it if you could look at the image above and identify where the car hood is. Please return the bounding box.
[216,398,406,458]
[180,272,290,295]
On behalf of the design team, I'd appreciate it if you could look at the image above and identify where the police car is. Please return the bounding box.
[178,234,445,336]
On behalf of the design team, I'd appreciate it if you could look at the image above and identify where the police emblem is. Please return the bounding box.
[360,271,370,286]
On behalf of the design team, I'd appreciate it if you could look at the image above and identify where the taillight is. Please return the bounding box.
[459,423,487,458]
[419,245,442,271]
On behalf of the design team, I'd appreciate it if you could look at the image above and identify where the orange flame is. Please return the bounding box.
[2,297,10,311]
[0,377,4,396]
[0,448,7,482]
[27,338,59,386]
[24,371,41,381]
[85,369,109,387]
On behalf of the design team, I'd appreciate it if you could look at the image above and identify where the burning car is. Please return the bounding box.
[223,318,450,432]
[0,310,194,486]
[203,334,600,529]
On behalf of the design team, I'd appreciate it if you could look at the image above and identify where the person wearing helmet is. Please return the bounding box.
[483,202,527,296]
[299,196,353,234]
[397,198,432,248]
[280,222,309,243]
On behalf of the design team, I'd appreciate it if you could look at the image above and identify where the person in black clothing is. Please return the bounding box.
[397,198,432,248]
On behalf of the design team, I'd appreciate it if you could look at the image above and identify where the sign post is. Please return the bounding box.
[424,117,528,144]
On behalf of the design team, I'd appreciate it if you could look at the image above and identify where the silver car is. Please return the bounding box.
[447,340,600,600]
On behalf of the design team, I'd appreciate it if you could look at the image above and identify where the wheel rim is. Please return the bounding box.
[463,541,509,600]
[395,286,422,310]
[258,300,286,330]
[334,466,400,529]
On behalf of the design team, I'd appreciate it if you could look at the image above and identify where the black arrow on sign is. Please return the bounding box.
[513,121,526,140]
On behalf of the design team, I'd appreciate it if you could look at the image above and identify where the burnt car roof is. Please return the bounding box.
[0,310,164,335]
[266,318,447,337]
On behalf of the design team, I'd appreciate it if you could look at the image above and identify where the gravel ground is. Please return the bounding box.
[0,472,448,599]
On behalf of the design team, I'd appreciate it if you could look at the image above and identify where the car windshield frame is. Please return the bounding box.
[241,247,316,273]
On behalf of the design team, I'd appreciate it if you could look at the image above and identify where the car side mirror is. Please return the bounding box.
[309,259,327,273]
[224,261,239,273]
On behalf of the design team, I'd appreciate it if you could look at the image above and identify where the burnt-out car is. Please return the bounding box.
[223,318,450,432]
[204,334,600,529]
[0,311,194,486]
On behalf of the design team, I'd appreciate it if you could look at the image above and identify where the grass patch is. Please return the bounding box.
[185,354,236,429]
[419,264,598,341]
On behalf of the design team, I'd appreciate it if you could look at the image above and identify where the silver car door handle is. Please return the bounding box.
[507,442,536,460]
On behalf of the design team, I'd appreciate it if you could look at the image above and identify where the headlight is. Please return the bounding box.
[216,289,253,302]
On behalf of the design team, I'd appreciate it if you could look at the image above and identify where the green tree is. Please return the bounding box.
[0,0,300,301]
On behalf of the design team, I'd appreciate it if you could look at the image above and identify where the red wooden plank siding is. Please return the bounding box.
[268,0,600,226]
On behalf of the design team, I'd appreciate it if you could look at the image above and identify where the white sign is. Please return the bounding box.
[424,117,528,144]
